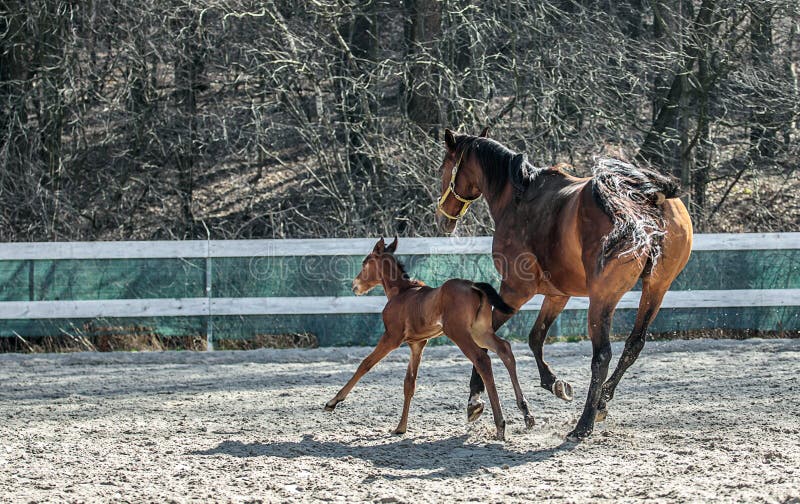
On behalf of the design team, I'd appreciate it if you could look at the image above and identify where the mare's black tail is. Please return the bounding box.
[472,282,514,314]
[591,157,680,264]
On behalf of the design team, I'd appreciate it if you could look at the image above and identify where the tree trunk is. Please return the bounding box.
[173,8,205,234]
[749,2,777,159]
[0,3,29,178]
[340,1,378,183]
[638,0,715,171]
[691,34,714,230]
[404,0,442,136]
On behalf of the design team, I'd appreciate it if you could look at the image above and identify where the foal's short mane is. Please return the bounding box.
[386,253,425,287]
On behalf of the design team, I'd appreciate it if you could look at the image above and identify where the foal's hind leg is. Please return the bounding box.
[529,295,573,401]
[393,340,427,435]
[325,332,401,411]
[476,330,536,429]
[467,283,534,422]
[454,334,507,440]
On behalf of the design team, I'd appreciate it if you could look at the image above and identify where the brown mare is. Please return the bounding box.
[324,237,536,440]
[435,128,693,441]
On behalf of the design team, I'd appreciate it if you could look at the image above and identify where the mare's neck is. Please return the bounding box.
[477,170,514,224]
[477,161,568,223]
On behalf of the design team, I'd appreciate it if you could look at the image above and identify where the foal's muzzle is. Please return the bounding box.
[352,278,371,296]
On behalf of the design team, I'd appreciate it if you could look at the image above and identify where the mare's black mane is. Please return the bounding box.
[455,135,544,199]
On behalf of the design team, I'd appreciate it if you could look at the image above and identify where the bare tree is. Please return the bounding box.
[0,0,797,242]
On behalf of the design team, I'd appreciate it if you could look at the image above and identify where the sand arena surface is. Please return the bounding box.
[1,338,799,503]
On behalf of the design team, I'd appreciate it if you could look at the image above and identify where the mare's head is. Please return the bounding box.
[435,127,490,234]
[352,237,399,295]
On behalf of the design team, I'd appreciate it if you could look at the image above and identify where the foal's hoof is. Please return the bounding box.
[552,380,574,402]
[324,400,338,411]
[495,422,506,441]
[565,428,591,443]
[392,427,407,435]
[524,415,536,430]
[595,407,608,422]
[467,399,485,423]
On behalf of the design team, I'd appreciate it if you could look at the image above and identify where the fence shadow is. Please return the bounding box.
[191,433,575,479]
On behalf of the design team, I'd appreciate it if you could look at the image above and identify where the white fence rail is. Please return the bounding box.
[1,232,799,260]
[0,233,798,321]
[0,289,798,320]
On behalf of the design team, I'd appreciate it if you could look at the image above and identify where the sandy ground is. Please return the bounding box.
[1,338,799,503]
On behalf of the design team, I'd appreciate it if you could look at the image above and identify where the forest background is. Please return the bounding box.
[1,0,798,242]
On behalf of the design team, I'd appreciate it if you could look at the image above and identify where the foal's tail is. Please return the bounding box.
[472,282,514,314]
[591,157,680,264]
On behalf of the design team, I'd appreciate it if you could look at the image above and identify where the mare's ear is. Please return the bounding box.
[374,237,385,254]
[444,128,457,152]
[479,126,490,138]
[386,236,398,254]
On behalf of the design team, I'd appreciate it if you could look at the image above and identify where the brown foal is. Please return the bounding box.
[324,237,535,440]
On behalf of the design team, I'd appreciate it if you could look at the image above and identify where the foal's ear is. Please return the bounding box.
[444,128,457,152]
[386,236,398,254]
[374,237,385,254]
[479,126,490,138]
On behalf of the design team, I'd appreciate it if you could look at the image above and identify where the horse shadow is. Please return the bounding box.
[191,433,575,480]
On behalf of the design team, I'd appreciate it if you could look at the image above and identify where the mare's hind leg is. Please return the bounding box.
[475,330,536,429]
[325,331,401,411]
[566,298,616,442]
[529,295,573,401]
[596,279,667,422]
[393,340,427,435]
[597,213,692,422]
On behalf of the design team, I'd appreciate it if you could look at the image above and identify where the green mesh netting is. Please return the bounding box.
[0,249,797,345]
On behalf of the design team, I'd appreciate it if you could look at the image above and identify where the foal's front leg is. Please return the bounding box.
[325,332,401,411]
[393,340,427,435]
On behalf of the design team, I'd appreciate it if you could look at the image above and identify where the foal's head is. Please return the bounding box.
[435,128,489,234]
[352,237,399,295]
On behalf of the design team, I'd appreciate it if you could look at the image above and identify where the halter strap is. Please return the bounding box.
[436,148,481,221]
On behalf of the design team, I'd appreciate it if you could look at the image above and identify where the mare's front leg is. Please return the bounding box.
[393,340,427,435]
[325,331,401,411]
[529,295,573,401]
[467,281,534,422]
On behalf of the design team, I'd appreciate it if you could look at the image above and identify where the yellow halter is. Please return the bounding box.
[436,149,481,221]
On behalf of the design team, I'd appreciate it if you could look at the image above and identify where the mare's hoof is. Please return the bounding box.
[392,428,406,435]
[524,415,536,429]
[553,380,574,402]
[324,400,337,411]
[595,407,608,422]
[467,399,485,423]
[565,428,591,443]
